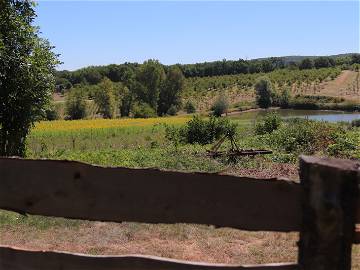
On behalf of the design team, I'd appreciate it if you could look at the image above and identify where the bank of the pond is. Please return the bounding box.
[228,108,360,123]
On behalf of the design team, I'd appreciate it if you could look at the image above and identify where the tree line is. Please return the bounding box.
[65,60,186,119]
[56,54,360,92]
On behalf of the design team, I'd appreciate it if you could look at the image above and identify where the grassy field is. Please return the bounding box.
[2,115,360,267]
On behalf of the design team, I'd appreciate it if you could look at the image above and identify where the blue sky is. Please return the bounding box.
[35,1,359,71]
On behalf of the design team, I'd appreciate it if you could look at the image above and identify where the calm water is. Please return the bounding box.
[228,109,360,123]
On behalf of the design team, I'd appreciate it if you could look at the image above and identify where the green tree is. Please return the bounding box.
[255,112,282,135]
[0,0,59,157]
[94,78,116,119]
[299,58,313,70]
[117,84,133,117]
[158,66,185,115]
[184,100,196,114]
[279,88,291,108]
[65,89,87,120]
[212,94,229,117]
[255,77,273,108]
[136,59,165,112]
[314,57,331,69]
[351,54,360,64]
[132,102,156,118]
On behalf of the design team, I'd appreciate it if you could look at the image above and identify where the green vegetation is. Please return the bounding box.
[0,0,59,157]
[182,67,343,109]
[55,54,359,89]
[133,103,157,118]
[0,210,81,230]
[53,61,360,121]
[1,114,355,234]
[184,100,196,114]
[255,113,282,135]
[289,95,360,111]
[53,54,360,121]
[165,116,236,145]
[255,77,273,108]
[26,115,359,170]
[158,66,185,115]
[65,89,88,120]
[1,2,359,264]
[212,94,229,116]
[94,78,117,119]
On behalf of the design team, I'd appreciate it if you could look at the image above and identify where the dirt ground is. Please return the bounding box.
[318,70,360,101]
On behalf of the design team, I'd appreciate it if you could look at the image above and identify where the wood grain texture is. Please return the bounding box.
[0,157,301,232]
[0,246,298,270]
[301,155,360,224]
[298,155,360,270]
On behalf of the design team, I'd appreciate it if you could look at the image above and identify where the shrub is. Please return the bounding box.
[166,116,237,145]
[211,94,229,117]
[299,58,313,70]
[268,119,337,154]
[279,89,291,108]
[44,104,60,121]
[167,105,178,116]
[184,100,196,114]
[255,77,273,108]
[65,89,88,120]
[255,112,282,135]
[133,103,157,118]
[327,133,357,157]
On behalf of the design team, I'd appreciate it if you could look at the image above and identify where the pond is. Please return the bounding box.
[228,109,360,123]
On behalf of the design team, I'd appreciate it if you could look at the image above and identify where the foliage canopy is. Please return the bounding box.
[0,0,59,156]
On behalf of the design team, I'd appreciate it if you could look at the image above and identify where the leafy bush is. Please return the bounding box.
[44,105,60,121]
[211,94,229,117]
[255,112,282,135]
[133,103,157,118]
[184,100,196,114]
[278,89,291,108]
[255,77,273,108]
[166,116,237,145]
[167,105,178,116]
[327,132,358,157]
[65,89,88,120]
[268,119,337,154]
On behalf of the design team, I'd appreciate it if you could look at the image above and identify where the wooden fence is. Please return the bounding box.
[0,155,359,270]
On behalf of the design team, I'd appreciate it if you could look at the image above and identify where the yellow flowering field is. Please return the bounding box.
[33,116,191,132]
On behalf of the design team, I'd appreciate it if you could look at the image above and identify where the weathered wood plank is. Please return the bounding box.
[298,155,360,270]
[0,158,301,232]
[357,198,360,223]
[0,246,298,270]
[355,226,360,244]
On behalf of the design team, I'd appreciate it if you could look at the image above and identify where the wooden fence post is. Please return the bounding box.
[298,156,359,270]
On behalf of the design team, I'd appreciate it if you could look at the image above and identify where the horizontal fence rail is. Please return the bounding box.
[0,246,298,270]
[0,157,302,232]
[0,156,359,270]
